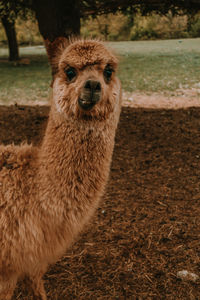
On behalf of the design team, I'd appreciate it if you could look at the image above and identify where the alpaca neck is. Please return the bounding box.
[38,108,116,215]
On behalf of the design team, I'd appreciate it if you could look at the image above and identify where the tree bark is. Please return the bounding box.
[1,16,19,61]
[33,0,80,79]
[33,0,80,40]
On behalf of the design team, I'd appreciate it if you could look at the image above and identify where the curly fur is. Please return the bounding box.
[0,39,121,299]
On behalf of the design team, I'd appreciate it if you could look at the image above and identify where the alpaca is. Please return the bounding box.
[0,39,122,300]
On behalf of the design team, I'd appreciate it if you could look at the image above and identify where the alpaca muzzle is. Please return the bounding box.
[78,79,101,111]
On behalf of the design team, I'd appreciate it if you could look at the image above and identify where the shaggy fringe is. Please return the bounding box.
[44,36,118,86]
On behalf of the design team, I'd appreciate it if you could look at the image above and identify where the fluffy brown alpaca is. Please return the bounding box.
[0,39,121,299]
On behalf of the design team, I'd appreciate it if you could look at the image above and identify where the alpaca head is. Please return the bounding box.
[52,39,121,120]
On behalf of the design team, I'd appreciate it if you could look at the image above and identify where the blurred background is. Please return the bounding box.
[0,0,199,106]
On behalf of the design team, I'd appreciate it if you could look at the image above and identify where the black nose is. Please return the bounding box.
[84,80,101,92]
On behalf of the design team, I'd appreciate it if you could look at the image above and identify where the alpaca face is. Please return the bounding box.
[53,40,121,120]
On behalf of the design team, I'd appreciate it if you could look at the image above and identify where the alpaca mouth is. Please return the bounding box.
[78,98,98,111]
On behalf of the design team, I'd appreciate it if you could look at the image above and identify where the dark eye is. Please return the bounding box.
[65,67,77,81]
[104,65,113,82]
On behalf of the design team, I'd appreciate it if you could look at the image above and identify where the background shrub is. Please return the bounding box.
[0,12,199,45]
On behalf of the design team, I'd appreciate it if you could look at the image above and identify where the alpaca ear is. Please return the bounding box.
[44,37,69,87]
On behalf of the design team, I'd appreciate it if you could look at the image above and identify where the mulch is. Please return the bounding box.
[1,104,200,299]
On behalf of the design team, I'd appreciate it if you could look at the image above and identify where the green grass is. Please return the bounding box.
[118,52,200,92]
[109,38,200,93]
[0,48,51,104]
[0,39,200,104]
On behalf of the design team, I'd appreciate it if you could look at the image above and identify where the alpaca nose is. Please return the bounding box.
[78,80,101,111]
[84,80,101,92]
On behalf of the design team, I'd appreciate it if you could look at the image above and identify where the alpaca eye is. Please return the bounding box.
[104,65,113,82]
[65,67,77,81]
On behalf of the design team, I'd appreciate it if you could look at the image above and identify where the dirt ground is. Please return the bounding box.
[1,102,200,299]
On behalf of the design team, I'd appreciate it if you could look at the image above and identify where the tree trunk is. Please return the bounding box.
[1,16,19,61]
[33,0,80,80]
[33,0,80,41]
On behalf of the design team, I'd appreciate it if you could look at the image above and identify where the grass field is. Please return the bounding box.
[0,38,199,104]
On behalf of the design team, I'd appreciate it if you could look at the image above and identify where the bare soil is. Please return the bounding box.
[123,89,200,109]
[1,103,200,299]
